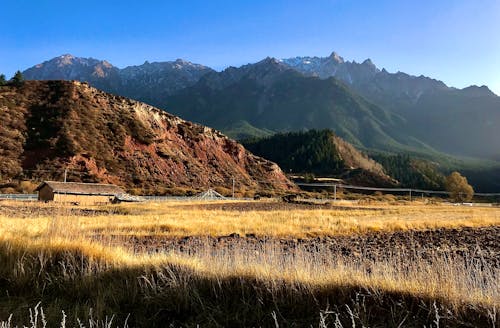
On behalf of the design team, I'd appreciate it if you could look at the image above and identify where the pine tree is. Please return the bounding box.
[11,71,24,86]
[0,74,6,86]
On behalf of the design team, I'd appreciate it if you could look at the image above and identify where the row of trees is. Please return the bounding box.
[243,130,345,175]
[0,71,24,86]
[372,154,475,202]
[373,153,445,190]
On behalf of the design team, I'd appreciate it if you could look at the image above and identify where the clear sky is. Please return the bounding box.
[1,0,499,94]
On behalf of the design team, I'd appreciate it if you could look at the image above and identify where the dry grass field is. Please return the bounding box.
[0,199,498,327]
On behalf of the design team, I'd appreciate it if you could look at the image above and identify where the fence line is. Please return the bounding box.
[142,195,253,202]
[474,192,500,196]
[0,194,254,202]
[0,194,37,200]
[1,185,499,203]
[296,183,500,197]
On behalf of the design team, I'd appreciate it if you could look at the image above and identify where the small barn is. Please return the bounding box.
[36,181,125,205]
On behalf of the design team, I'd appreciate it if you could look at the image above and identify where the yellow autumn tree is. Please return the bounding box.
[445,171,474,202]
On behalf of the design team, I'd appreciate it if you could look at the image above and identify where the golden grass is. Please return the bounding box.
[0,199,498,317]
[1,200,498,239]
[1,227,498,311]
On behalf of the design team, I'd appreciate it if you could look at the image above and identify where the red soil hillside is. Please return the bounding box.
[0,81,296,194]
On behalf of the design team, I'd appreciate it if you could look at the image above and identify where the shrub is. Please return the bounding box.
[243,190,256,198]
[166,187,197,196]
[17,181,38,193]
[445,172,474,202]
[0,187,16,194]
[128,188,143,196]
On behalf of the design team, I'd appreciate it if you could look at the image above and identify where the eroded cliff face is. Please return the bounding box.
[0,80,295,194]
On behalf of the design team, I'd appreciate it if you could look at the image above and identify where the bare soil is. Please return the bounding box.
[172,200,386,211]
[116,226,499,267]
[0,203,119,218]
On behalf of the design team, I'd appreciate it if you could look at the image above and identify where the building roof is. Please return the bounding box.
[36,181,125,196]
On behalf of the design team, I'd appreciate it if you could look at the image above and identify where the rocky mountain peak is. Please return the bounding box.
[58,54,76,64]
[328,51,344,64]
[361,58,374,66]
[195,57,294,92]
[172,58,196,69]
[461,85,497,97]
[251,57,293,74]
[360,59,380,77]
[101,60,113,68]
[23,54,119,84]
[258,57,284,66]
[241,57,293,81]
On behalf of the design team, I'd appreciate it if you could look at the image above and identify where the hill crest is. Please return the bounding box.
[0,80,295,194]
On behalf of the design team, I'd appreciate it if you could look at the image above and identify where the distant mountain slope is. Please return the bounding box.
[404,87,500,158]
[117,59,214,107]
[22,53,500,161]
[0,80,295,194]
[22,54,214,106]
[282,52,500,159]
[165,58,435,154]
[242,130,397,187]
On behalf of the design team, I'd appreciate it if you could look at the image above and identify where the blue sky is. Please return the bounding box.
[1,0,499,94]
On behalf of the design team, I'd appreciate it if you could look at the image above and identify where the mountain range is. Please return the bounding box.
[20,52,500,191]
[165,58,420,152]
[23,54,214,102]
[281,52,500,159]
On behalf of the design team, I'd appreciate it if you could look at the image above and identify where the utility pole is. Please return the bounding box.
[232,177,235,198]
[64,169,68,183]
[409,189,412,202]
[334,184,337,202]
